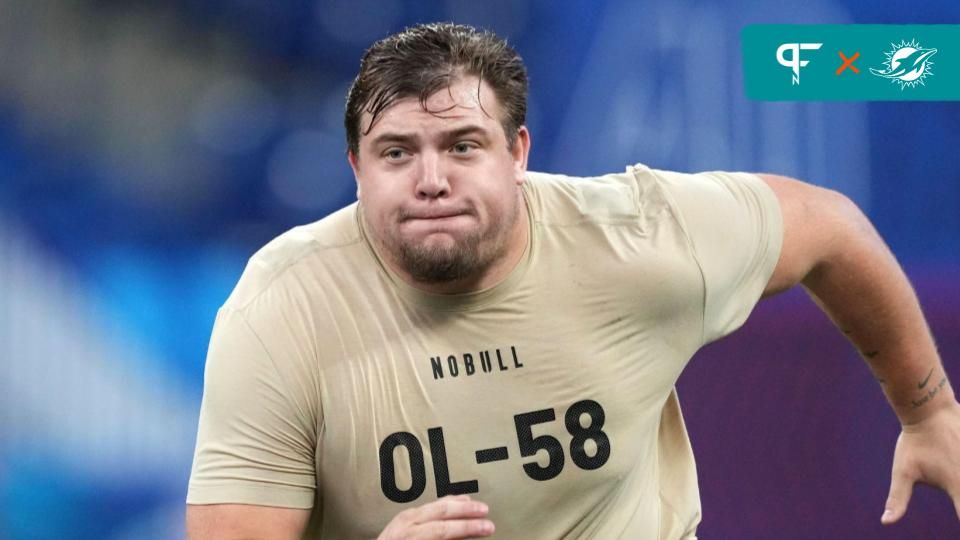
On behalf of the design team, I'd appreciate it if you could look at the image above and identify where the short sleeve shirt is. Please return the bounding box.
[187,163,783,539]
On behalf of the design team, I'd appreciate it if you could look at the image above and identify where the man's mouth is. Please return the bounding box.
[401,210,471,221]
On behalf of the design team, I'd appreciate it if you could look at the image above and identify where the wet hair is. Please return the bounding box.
[344,22,528,156]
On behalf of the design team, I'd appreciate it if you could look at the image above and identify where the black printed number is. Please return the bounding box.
[514,400,611,481]
[566,399,611,470]
[514,408,565,481]
[379,399,612,502]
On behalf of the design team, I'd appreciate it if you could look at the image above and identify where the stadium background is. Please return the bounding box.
[1,0,958,538]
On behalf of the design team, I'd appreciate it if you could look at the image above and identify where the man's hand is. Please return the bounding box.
[378,495,495,539]
[883,401,960,525]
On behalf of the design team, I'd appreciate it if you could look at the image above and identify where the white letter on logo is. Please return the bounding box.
[777,42,823,85]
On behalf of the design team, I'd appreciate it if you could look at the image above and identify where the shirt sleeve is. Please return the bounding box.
[654,168,783,344]
[187,306,317,508]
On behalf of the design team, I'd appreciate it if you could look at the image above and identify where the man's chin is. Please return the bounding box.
[395,242,484,284]
[403,256,476,284]
[398,229,473,251]
[413,235,461,253]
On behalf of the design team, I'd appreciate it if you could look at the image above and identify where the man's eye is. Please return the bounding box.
[451,142,474,154]
[384,149,406,160]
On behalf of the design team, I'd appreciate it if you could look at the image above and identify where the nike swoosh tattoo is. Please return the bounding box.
[918,368,935,389]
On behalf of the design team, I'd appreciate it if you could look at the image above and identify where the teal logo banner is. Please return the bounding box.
[743,25,960,100]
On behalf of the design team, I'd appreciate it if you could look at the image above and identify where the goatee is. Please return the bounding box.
[395,232,486,283]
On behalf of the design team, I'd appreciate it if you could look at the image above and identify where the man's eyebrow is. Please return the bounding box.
[441,125,490,141]
[369,125,491,148]
[369,132,418,147]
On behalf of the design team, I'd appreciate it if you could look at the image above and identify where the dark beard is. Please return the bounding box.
[395,231,486,283]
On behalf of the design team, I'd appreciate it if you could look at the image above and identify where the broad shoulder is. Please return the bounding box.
[524,168,644,225]
[223,203,363,310]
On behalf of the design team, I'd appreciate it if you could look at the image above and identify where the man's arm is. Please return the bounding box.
[758,173,960,524]
[186,504,310,540]
[185,497,495,540]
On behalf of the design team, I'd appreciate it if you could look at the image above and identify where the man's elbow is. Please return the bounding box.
[759,173,878,296]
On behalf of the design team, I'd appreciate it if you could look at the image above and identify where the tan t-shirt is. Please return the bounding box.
[187,163,783,539]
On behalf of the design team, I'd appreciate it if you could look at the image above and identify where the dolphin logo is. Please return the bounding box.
[870,40,937,89]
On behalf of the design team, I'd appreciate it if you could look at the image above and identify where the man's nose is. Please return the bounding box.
[415,153,450,199]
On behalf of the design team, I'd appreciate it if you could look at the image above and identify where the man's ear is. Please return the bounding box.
[511,126,531,185]
[348,150,359,176]
[348,150,361,198]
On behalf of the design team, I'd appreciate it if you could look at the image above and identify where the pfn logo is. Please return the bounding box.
[777,42,823,85]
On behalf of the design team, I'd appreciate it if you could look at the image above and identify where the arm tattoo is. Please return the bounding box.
[911,376,948,409]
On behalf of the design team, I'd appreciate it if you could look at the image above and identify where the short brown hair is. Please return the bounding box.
[344,22,528,156]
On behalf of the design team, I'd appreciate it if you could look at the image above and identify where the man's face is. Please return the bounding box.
[349,76,530,287]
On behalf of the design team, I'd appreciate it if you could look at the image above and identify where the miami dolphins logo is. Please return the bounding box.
[870,39,937,89]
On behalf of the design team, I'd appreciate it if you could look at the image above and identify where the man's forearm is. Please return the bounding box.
[800,203,953,426]
[186,504,310,540]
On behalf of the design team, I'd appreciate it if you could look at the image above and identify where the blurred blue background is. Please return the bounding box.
[0,0,957,538]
